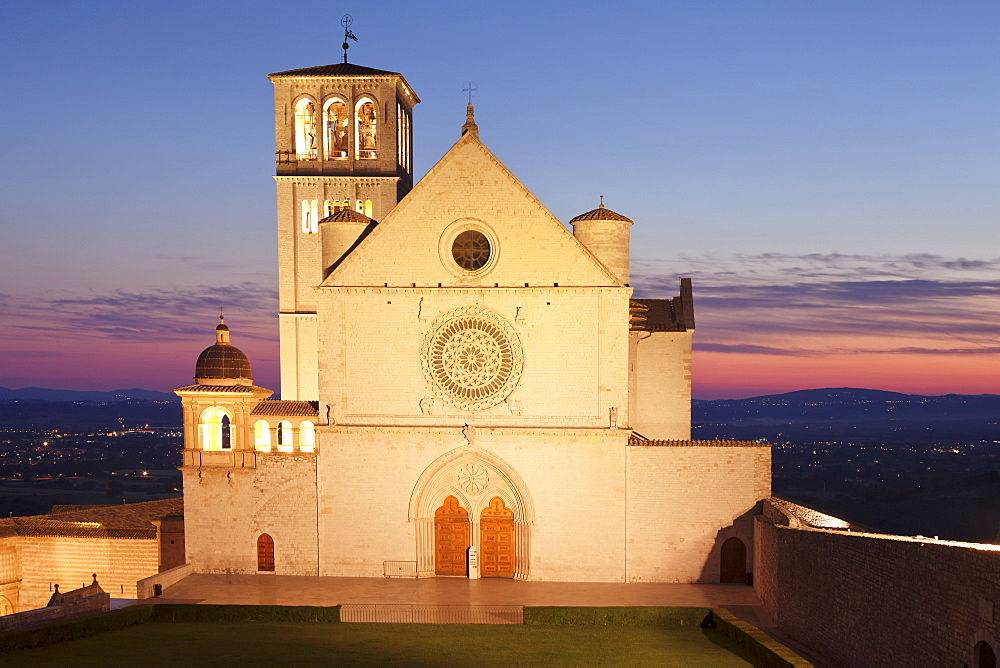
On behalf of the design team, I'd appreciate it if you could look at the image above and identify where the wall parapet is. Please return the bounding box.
[628,437,764,448]
[136,563,193,600]
[755,508,1000,666]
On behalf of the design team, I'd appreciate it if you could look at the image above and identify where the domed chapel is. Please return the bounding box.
[174,57,771,582]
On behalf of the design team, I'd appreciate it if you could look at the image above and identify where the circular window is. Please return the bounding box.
[420,307,523,411]
[451,230,491,271]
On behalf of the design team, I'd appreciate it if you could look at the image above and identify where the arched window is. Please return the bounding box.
[254,420,271,450]
[324,200,333,217]
[323,98,348,159]
[198,407,232,451]
[276,420,293,453]
[334,200,348,212]
[364,199,372,217]
[355,97,377,160]
[301,199,318,234]
[397,103,410,172]
[257,534,275,572]
[299,421,315,452]
[294,98,317,160]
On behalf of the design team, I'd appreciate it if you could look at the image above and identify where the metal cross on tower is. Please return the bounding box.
[341,14,358,63]
[462,81,478,103]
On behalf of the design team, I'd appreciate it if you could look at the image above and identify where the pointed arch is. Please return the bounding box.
[408,446,534,523]
[409,445,533,579]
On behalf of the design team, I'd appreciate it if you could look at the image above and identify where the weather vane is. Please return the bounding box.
[342,14,358,64]
[462,81,478,104]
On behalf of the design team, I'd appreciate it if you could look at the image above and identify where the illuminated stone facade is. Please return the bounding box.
[175,59,771,583]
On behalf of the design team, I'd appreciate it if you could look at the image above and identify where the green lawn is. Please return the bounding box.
[3,621,754,666]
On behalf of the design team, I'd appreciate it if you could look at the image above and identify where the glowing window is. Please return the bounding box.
[294,98,317,160]
[324,200,333,217]
[254,420,271,450]
[300,421,315,452]
[355,97,377,160]
[301,200,319,234]
[198,407,232,451]
[276,420,293,453]
[323,98,349,159]
[364,200,372,217]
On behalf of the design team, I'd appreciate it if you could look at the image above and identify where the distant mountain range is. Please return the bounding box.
[693,387,1000,443]
[0,387,178,402]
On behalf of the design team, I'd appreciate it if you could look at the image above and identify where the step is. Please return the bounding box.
[340,603,523,624]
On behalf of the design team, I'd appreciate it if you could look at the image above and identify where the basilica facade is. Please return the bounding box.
[175,60,770,582]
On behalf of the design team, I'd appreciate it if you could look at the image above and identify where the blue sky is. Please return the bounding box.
[1,1,998,397]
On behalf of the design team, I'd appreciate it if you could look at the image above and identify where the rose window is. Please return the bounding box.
[420,307,522,411]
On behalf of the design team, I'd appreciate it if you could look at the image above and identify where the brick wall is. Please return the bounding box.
[755,508,1000,666]
[13,536,158,611]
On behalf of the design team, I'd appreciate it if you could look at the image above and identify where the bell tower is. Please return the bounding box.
[267,61,419,400]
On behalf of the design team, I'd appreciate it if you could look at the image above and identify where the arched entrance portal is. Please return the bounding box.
[977,641,997,668]
[410,448,534,579]
[481,497,514,578]
[434,496,469,576]
[720,537,747,584]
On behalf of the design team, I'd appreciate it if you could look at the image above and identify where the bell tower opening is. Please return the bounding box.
[268,60,420,401]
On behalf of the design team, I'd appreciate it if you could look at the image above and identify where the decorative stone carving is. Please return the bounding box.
[457,463,489,494]
[420,307,523,411]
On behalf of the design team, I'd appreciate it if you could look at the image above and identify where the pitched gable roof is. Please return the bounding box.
[323,132,623,288]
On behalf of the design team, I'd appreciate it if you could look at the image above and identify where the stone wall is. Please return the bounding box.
[184,453,318,575]
[626,441,770,582]
[11,536,158,611]
[0,592,109,633]
[755,506,1000,666]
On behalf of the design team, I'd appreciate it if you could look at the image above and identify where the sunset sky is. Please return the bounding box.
[1,1,998,399]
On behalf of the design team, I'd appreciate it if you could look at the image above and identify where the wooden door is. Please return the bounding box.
[435,496,469,576]
[480,497,515,578]
[720,537,747,583]
[257,533,275,572]
[977,642,997,668]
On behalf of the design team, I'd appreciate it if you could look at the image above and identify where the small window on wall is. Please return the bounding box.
[354,200,372,218]
[276,420,293,453]
[301,200,319,234]
[355,97,377,160]
[324,200,334,217]
[300,421,315,452]
[294,98,317,161]
[254,420,271,450]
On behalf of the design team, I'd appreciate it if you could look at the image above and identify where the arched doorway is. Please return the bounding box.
[257,533,275,572]
[481,497,514,578]
[720,537,747,584]
[435,496,469,576]
[977,641,997,668]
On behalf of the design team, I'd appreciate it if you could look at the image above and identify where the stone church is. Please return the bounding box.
[174,59,770,582]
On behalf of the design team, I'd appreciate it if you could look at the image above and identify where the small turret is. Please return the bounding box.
[318,209,377,277]
[569,201,634,284]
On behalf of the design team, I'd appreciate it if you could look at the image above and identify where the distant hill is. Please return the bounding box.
[693,387,1000,443]
[0,387,177,402]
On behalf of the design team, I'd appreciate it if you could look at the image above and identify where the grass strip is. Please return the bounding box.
[0,604,340,653]
[523,605,709,627]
